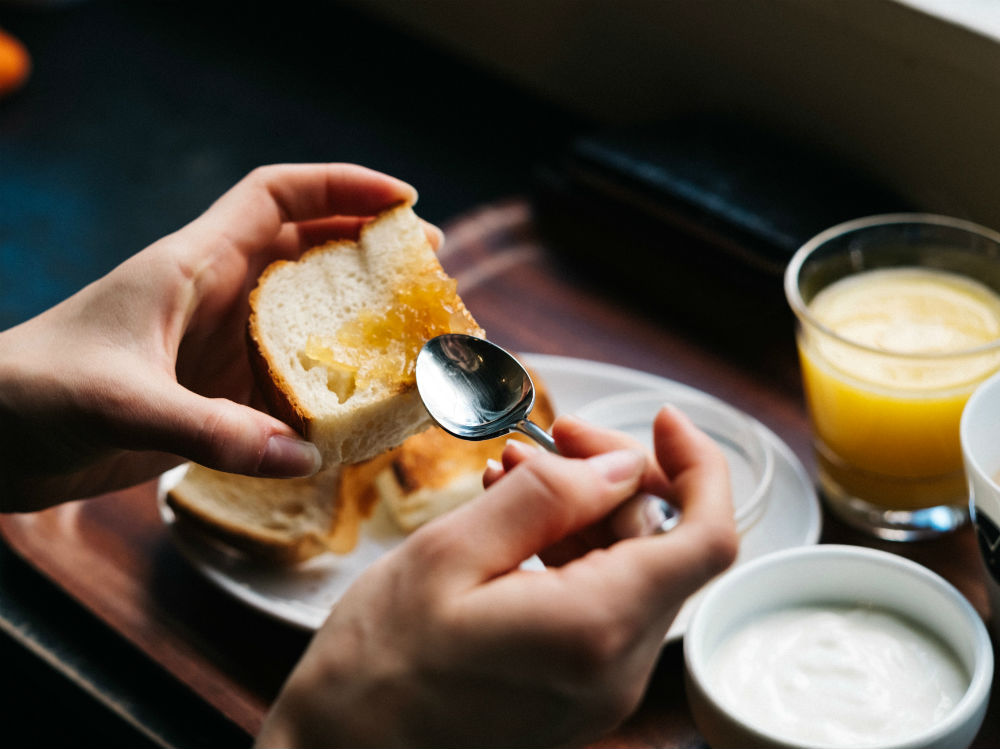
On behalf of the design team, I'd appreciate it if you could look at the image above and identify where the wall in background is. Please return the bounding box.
[347,0,1000,230]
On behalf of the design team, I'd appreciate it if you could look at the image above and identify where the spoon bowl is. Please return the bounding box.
[415,334,556,450]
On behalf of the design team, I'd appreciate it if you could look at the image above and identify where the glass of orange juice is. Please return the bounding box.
[785,214,1000,540]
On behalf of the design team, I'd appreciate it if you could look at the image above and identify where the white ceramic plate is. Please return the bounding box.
[158,354,822,638]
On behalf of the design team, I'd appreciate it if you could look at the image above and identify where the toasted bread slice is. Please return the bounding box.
[341,367,556,532]
[165,463,342,565]
[248,203,483,466]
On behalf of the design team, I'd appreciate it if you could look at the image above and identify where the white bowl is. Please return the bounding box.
[575,389,774,531]
[684,545,992,749]
[961,368,1000,641]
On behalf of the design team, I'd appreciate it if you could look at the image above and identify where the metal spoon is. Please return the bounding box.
[415,334,679,536]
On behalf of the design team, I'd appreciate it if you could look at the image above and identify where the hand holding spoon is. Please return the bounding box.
[415,334,679,537]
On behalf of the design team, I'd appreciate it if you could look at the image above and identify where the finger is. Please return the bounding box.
[474,514,735,660]
[266,215,378,260]
[243,163,417,222]
[574,405,736,620]
[651,404,732,522]
[539,417,671,557]
[113,379,322,478]
[288,216,374,249]
[273,217,443,258]
[482,438,542,488]
[482,458,504,488]
[553,414,672,497]
[459,411,736,657]
[560,407,730,523]
[552,414,642,455]
[423,448,646,587]
[422,220,444,251]
[499,438,540,471]
[185,163,418,255]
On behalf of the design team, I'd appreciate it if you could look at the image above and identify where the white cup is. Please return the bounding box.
[960,369,1000,636]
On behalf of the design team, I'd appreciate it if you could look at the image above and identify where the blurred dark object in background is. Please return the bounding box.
[0,0,581,330]
[0,27,31,97]
[533,116,911,356]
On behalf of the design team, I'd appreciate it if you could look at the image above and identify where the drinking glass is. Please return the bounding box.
[785,214,1000,540]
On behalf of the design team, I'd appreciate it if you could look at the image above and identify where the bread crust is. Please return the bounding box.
[165,465,340,565]
[167,493,329,565]
[246,278,310,436]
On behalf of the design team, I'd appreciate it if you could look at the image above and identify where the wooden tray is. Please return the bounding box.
[1,199,995,746]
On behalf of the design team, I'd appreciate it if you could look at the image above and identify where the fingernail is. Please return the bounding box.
[426,223,445,250]
[658,402,688,423]
[486,458,503,473]
[504,439,537,459]
[259,434,322,477]
[588,449,644,483]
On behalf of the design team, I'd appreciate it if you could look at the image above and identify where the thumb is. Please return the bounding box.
[432,449,646,586]
[121,381,321,477]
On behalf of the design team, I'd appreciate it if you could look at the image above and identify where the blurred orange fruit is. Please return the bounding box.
[0,28,31,97]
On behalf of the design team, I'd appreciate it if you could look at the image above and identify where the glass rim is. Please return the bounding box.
[784,213,1000,360]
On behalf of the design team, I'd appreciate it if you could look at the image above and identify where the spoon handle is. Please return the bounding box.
[611,494,681,538]
[513,419,558,453]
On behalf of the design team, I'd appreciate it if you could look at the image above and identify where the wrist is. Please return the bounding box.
[254,705,301,749]
[0,327,40,508]
[255,656,372,749]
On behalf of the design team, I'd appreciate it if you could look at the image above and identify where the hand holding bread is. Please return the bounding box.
[0,164,424,510]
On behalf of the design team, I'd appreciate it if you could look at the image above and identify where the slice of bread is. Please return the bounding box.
[165,463,343,565]
[248,203,483,466]
[341,366,556,532]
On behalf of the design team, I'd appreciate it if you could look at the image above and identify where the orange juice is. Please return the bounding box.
[799,268,1000,510]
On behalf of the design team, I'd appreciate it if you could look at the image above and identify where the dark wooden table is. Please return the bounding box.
[1,199,996,747]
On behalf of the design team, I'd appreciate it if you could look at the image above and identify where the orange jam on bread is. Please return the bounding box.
[301,273,478,402]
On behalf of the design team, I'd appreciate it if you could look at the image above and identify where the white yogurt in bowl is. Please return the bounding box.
[706,604,968,747]
[684,545,992,749]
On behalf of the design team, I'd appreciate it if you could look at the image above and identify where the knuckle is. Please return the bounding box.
[697,521,740,578]
[245,164,276,185]
[403,518,465,570]
[191,402,245,468]
[556,615,647,728]
[515,452,625,528]
[582,625,630,671]
[562,608,633,678]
